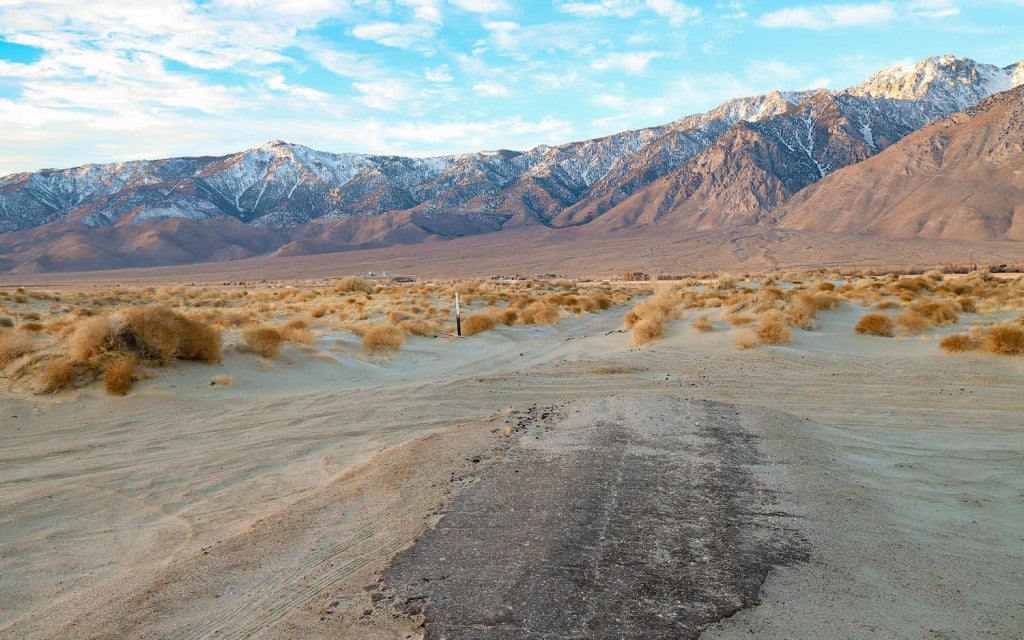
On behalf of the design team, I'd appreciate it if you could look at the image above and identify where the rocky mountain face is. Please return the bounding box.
[772,84,1024,240]
[0,55,1021,272]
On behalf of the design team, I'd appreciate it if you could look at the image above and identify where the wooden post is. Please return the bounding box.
[455,292,462,336]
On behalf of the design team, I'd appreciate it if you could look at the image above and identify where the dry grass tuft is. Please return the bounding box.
[911,300,959,326]
[691,315,713,332]
[939,333,976,353]
[103,355,138,396]
[727,313,754,327]
[520,302,560,325]
[855,313,895,337]
[211,374,233,387]
[732,329,759,349]
[980,324,1024,355]
[0,330,38,367]
[757,310,793,345]
[240,324,285,358]
[39,358,78,393]
[787,294,817,331]
[631,317,665,347]
[337,276,375,294]
[399,318,441,337]
[895,310,933,334]
[461,313,497,336]
[362,324,406,353]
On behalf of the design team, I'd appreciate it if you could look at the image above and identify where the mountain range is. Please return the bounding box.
[1,54,1022,274]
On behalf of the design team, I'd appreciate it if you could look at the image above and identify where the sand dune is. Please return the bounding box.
[1,288,1023,638]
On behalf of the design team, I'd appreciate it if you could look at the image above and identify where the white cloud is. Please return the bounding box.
[352,78,417,111]
[448,0,511,13]
[556,0,697,23]
[424,64,454,82]
[592,51,662,74]
[309,47,387,81]
[757,3,897,29]
[907,0,959,19]
[645,0,700,25]
[351,21,438,49]
[557,0,642,19]
[473,81,509,96]
[483,20,520,49]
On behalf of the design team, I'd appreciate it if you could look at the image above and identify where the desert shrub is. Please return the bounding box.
[939,334,976,353]
[240,324,285,358]
[727,313,754,327]
[497,308,518,325]
[0,316,14,328]
[520,302,560,325]
[39,358,78,393]
[702,296,724,308]
[980,324,1024,355]
[0,330,38,367]
[631,317,665,347]
[787,294,817,331]
[362,324,406,353]
[122,307,222,363]
[813,292,841,310]
[461,313,497,336]
[103,355,138,396]
[895,310,932,333]
[855,313,894,337]
[732,329,758,349]
[337,276,375,295]
[817,282,836,291]
[757,310,792,345]
[715,273,739,290]
[592,294,614,310]
[176,315,223,363]
[911,300,959,326]
[399,318,441,337]
[68,315,116,362]
[957,297,978,313]
[279,318,316,345]
[211,374,233,387]
[691,315,713,332]
[623,300,667,330]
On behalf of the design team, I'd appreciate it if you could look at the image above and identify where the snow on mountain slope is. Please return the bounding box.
[1,55,1023,272]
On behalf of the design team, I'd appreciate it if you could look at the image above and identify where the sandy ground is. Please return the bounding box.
[2,300,1023,638]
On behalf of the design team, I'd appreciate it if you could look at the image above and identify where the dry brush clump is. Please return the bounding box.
[336,276,375,295]
[895,309,932,334]
[31,306,222,395]
[939,333,976,353]
[756,310,793,345]
[692,315,713,332]
[732,329,759,350]
[240,324,285,358]
[980,323,1024,355]
[0,329,39,368]
[362,323,407,353]
[855,313,895,337]
[103,355,138,396]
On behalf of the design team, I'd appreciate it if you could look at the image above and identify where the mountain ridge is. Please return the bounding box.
[1,54,1022,273]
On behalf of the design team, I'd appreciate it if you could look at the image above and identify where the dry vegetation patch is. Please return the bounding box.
[855,313,895,337]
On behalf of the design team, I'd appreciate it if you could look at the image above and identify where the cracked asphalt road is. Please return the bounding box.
[377,395,808,639]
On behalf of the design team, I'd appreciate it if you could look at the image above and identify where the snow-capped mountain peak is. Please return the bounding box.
[846,54,1017,101]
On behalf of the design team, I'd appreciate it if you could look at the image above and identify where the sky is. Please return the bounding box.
[1,1,1023,176]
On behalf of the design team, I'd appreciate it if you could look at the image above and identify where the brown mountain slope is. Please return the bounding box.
[582,92,874,233]
[773,85,1024,240]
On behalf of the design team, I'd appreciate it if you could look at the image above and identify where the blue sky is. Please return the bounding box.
[1,0,1023,176]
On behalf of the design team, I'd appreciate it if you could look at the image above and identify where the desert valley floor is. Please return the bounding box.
[1,273,1022,639]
